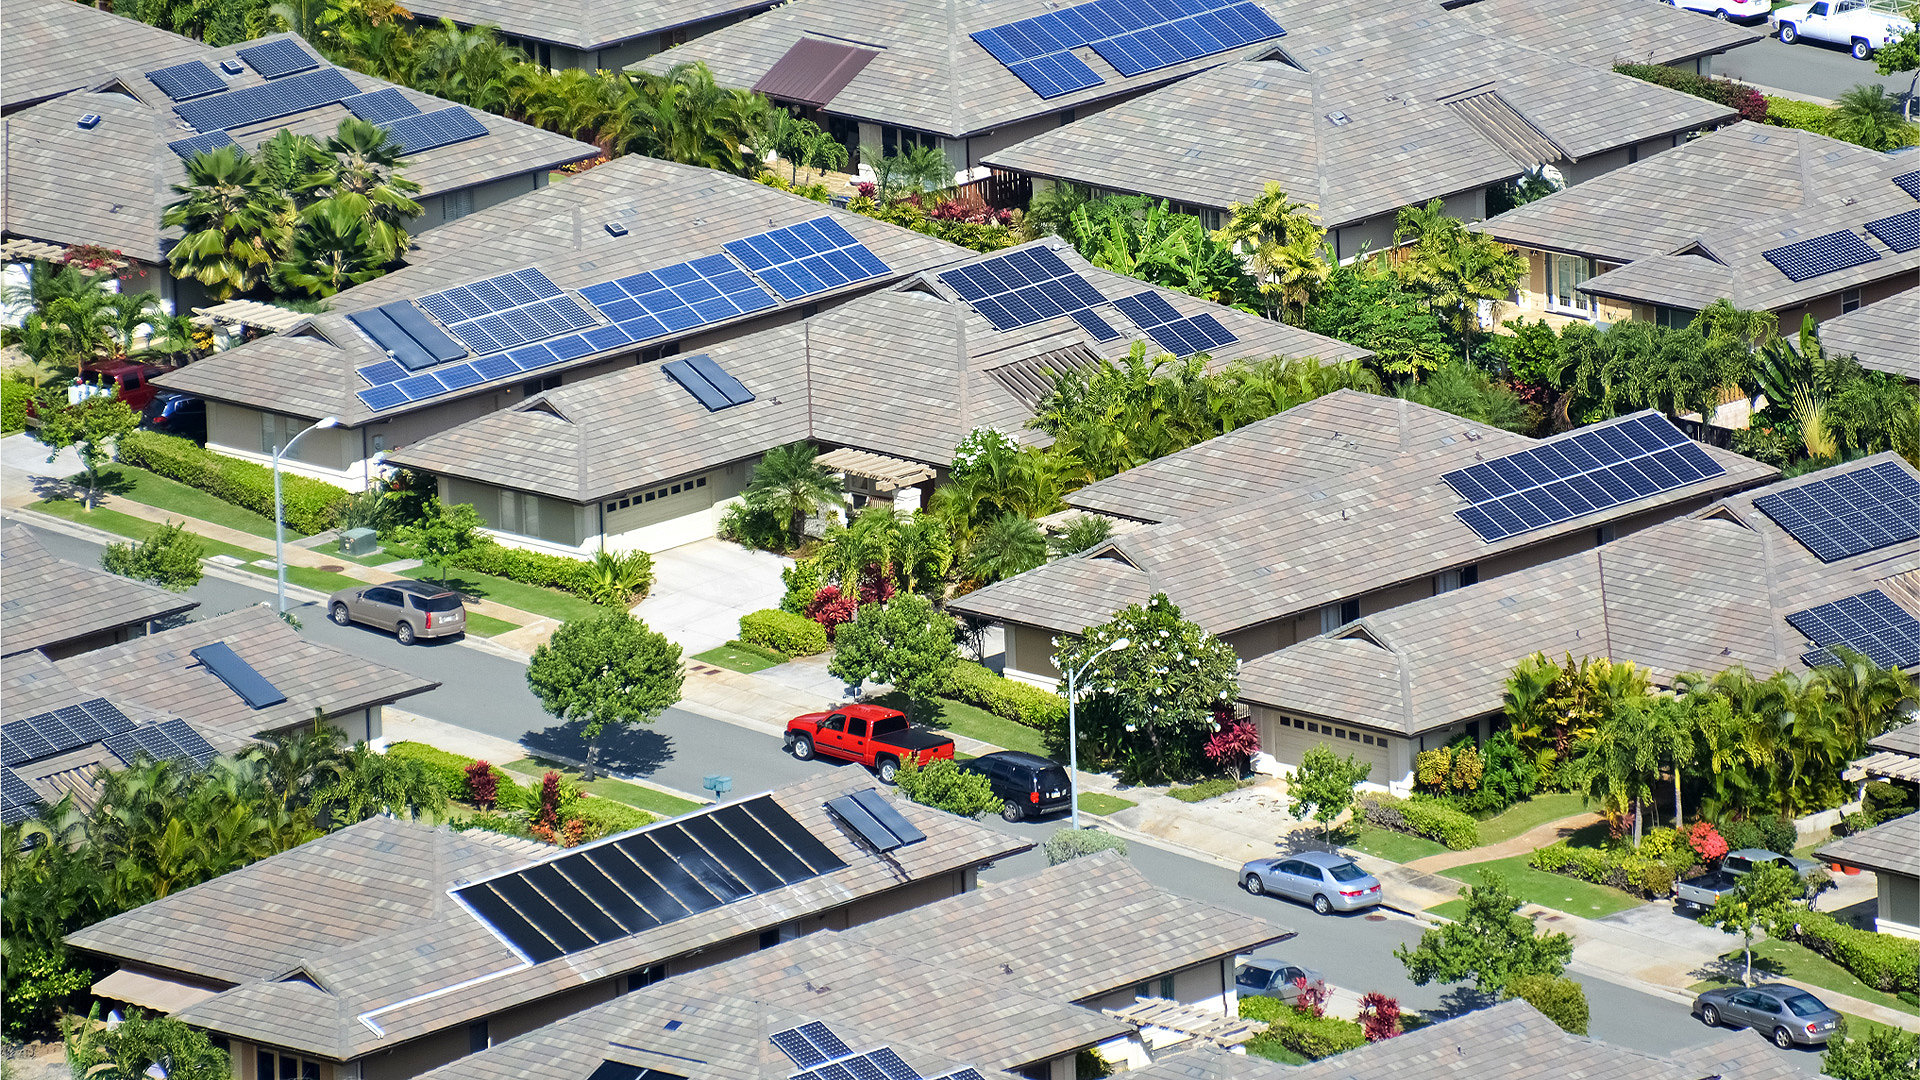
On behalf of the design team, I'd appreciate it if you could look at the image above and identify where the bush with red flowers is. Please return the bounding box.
[1204,714,1261,775]
[1687,821,1728,864]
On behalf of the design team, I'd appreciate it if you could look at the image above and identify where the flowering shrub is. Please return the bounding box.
[1687,821,1728,863]
[928,198,1014,226]
[61,244,130,275]
[465,760,498,809]
[802,568,895,638]
[1291,979,1327,1018]
[1358,993,1402,1042]
[856,181,876,198]
[1204,715,1261,774]
[949,427,1018,481]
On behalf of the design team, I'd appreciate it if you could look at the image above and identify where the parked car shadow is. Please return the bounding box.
[522,718,674,778]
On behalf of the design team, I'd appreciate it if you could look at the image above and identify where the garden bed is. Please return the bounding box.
[501,758,704,817]
[1168,776,1255,803]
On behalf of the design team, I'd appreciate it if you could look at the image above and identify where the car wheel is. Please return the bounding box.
[1773,1027,1795,1049]
[1850,38,1871,59]
[330,603,350,626]
[1779,22,1797,41]
[1701,1004,1721,1027]
[1313,894,1333,915]
[1001,800,1025,822]
[1715,8,1730,17]
[876,757,899,784]
[1243,874,1265,896]
[396,622,415,646]
[791,735,815,761]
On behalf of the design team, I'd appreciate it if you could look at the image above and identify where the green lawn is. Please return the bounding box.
[502,759,704,817]
[1687,939,1919,1016]
[1078,792,1137,816]
[1348,826,1449,864]
[83,465,292,540]
[240,562,364,594]
[1440,854,1643,918]
[1426,898,1470,921]
[401,565,608,624]
[31,500,260,563]
[693,643,784,674]
[870,691,1051,758]
[462,612,521,638]
[1474,793,1592,846]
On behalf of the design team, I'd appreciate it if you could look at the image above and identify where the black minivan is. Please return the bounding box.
[957,751,1072,821]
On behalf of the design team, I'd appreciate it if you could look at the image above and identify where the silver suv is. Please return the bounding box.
[328,581,466,644]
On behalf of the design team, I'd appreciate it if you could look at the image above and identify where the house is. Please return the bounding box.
[1852,719,1920,787]
[1479,122,1920,330]
[630,0,1291,176]
[950,397,1776,709]
[1,18,597,313]
[153,156,971,494]
[1819,285,1920,382]
[0,524,198,659]
[1438,0,1758,76]
[981,0,1734,245]
[384,240,1366,555]
[66,774,1031,1080]
[401,0,775,72]
[1234,453,1920,789]
[1,0,208,114]
[1818,812,1920,939]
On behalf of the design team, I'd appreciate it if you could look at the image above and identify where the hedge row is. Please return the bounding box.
[1612,64,1767,123]
[940,661,1067,729]
[1,378,31,434]
[387,742,530,810]
[1527,828,1701,899]
[1779,910,1920,995]
[1358,793,1480,850]
[1238,999,1364,1060]
[446,540,648,605]
[740,608,829,656]
[118,429,351,534]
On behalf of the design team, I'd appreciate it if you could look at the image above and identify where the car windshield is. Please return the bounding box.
[411,594,462,612]
[1784,994,1827,1017]
[1327,862,1368,882]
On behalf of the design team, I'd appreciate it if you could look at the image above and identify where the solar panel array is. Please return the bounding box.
[237,39,320,78]
[383,107,489,154]
[769,1022,988,1080]
[104,719,220,769]
[1753,460,1920,562]
[341,87,420,124]
[578,255,778,339]
[418,268,595,355]
[350,300,469,373]
[174,66,357,131]
[168,130,239,159]
[1865,208,1920,255]
[1442,413,1724,543]
[723,216,892,300]
[937,247,1108,330]
[191,642,287,709]
[1787,590,1920,670]
[1113,290,1238,357]
[1761,230,1882,283]
[972,0,1286,98]
[0,768,40,827]
[147,60,226,101]
[583,1064,681,1080]
[1897,170,1920,200]
[453,795,847,964]
[770,1023,856,1069]
[1069,307,1121,341]
[0,698,137,768]
[663,355,755,411]
[825,789,926,852]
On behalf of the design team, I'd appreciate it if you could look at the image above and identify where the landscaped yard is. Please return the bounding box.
[1439,854,1643,918]
[30,498,258,562]
[401,565,608,624]
[1247,1043,1310,1065]
[693,643,784,674]
[503,758,704,817]
[1425,898,1470,921]
[73,464,298,540]
[1687,939,1920,1016]
[1473,793,1592,846]
[870,691,1050,758]
[1078,792,1137,816]
[1348,826,1448,864]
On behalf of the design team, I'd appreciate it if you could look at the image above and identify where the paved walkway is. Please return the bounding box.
[1403,811,1604,873]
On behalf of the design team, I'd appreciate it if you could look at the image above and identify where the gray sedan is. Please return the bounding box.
[327,581,466,644]
[1694,983,1842,1048]
[1240,851,1382,914]
[1236,959,1328,1005]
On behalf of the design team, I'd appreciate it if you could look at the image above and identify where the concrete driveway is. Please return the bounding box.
[632,538,790,655]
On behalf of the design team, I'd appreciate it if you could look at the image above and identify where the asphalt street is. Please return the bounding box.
[11,516,1825,1073]
[1713,29,1914,101]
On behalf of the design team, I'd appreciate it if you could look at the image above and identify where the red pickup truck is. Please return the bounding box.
[785,703,955,783]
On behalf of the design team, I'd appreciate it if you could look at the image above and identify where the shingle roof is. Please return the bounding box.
[633,0,1290,139]
[385,241,1369,499]
[402,0,774,51]
[845,851,1291,1002]
[1236,454,1920,733]
[1817,811,1920,878]
[1820,286,1920,382]
[71,773,1031,1060]
[982,5,1733,223]
[0,525,198,657]
[3,33,596,265]
[1479,122,1890,262]
[1870,719,1920,757]
[0,0,209,111]
[51,605,438,745]
[1441,0,1758,68]
[951,407,1775,637]
[155,155,971,428]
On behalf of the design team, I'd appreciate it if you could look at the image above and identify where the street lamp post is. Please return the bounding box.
[1065,636,1130,830]
[274,416,339,614]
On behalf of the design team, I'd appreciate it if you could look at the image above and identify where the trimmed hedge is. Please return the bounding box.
[740,608,829,656]
[1238,996,1286,1024]
[1256,1013,1367,1060]
[1613,64,1767,123]
[567,796,655,836]
[443,540,642,604]
[940,661,1067,729]
[386,742,530,811]
[1526,827,1701,899]
[1,378,31,434]
[118,429,351,534]
[1505,974,1589,1035]
[1779,910,1920,995]
[1358,793,1480,850]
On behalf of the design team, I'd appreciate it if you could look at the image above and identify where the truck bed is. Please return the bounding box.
[872,728,955,753]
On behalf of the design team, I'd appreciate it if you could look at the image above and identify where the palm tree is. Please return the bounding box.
[1564,697,1665,846]
[275,198,387,297]
[1021,183,1092,240]
[744,442,843,549]
[303,119,422,261]
[622,62,769,175]
[868,143,952,203]
[1049,514,1113,558]
[162,145,291,299]
[1827,84,1918,151]
[965,512,1047,582]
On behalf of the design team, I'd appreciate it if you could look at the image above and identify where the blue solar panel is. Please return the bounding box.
[583,250,781,335]
[104,719,219,769]
[1,768,39,826]
[1789,589,1920,670]
[237,39,319,78]
[1069,308,1122,341]
[722,216,891,301]
[357,360,407,386]
[147,60,226,101]
[341,87,420,124]
[1896,171,1920,201]
[1762,230,1881,283]
[348,308,437,371]
[1754,460,1920,562]
[938,248,1108,330]
[1864,208,1920,254]
[357,384,408,411]
[1008,52,1104,98]
[417,269,591,356]
[191,642,286,709]
[382,107,488,154]
[663,357,733,411]
[174,66,356,131]
[974,0,1281,89]
[168,130,238,159]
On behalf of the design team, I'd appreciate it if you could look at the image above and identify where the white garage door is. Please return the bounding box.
[604,475,714,551]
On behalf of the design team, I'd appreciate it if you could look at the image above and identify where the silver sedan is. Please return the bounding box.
[1240,851,1382,914]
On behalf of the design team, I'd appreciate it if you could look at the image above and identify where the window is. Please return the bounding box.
[521,374,561,397]
[1548,253,1593,314]
[443,188,475,222]
[759,928,780,949]
[695,477,707,488]
[1362,734,1375,745]
[1654,305,1696,330]
[1341,600,1359,624]
[1135,975,1175,998]
[258,1051,319,1080]
[606,502,617,513]
[880,125,938,157]
[1435,565,1479,594]
[848,716,868,738]
[1841,289,1862,314]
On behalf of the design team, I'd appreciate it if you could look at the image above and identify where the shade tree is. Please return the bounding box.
[526,612,684,779]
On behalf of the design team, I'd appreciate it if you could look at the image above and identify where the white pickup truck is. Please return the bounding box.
[1770,0,1916,59]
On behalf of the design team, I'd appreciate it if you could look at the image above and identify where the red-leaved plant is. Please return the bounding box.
[1291,978,1327,1019]
[536,770,562,831]
[1358,992,1402,1041]
[1204,715,1261,775]
[1688,821,1729,863]
[465,760,497,809]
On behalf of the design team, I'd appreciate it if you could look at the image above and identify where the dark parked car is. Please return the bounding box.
[142,392,206,443]
[1694,984,1841,1048]
[955,751,1071,821]
[327,581,466,644]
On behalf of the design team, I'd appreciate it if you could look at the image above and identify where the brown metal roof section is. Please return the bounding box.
[752,37,878,107]
[1441,86,1568,168]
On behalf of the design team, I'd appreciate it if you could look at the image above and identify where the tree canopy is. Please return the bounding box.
[526,612,684,779]
[827,593,961,720]
[1395,870,1574,993]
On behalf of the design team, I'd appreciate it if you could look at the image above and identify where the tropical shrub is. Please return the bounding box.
[739,608,829,656]
[1257,1011,1367,1060]
[1503,973,1589,1035]
[1612,64,1769,123]
[1043,827,1129,865]
[1527,830,1700,899]
[3,944,93,1039]
[940,660,1067,729]
[1358,992,1402,1042]
[1765,95,1835,133]
[1688,822,1729,863]
[65,1008,230,1080]
[444,540,641,604]
[718,500,792,552]
[465,760,498,809]
[1205,715,1262,775]
[1777,911,1920,994]
[1467,730,1538,814]
[1238,995,1286,1024]
[117,429,351,533]
[1357,793,1480,850]
[100,521,204,591]
[1,374,32,434]
[1718,815,1797,856]
[780,558,826,614]
[894,755,1001,819]
[386,741,529,810]
[566,796,654,838]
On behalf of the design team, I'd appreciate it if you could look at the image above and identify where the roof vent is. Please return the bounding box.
[604,221,628,237]
[1325,111,1351,126]
[77,113,102,130]
[664,1020,683,1031]
[1750,133,1770,143]
[220,59,245,75]
[1499,596,1519,608]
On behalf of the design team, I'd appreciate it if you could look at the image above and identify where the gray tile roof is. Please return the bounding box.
[51,605,438,745]
[982,4,1734,223]
[156,155,972,428]
[1,652,97,718]
[1236,453,1920,734]
[403,0,773,51]
[845,850,1292,1002]
[1121,1043,1282,1080]
[1,0,210,111]
[0,524,198,657]
[1442,0,1759,67]
[951,407,1775,637]
[70,773,1032,1060]
[1870,719,1920,757]
[1820,286,1920,382]
[1817,811,1920,878]
[385,241,1369,498]
[633,0,1289,139]
[2,32,595,265]
[1479,122,1888,263]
